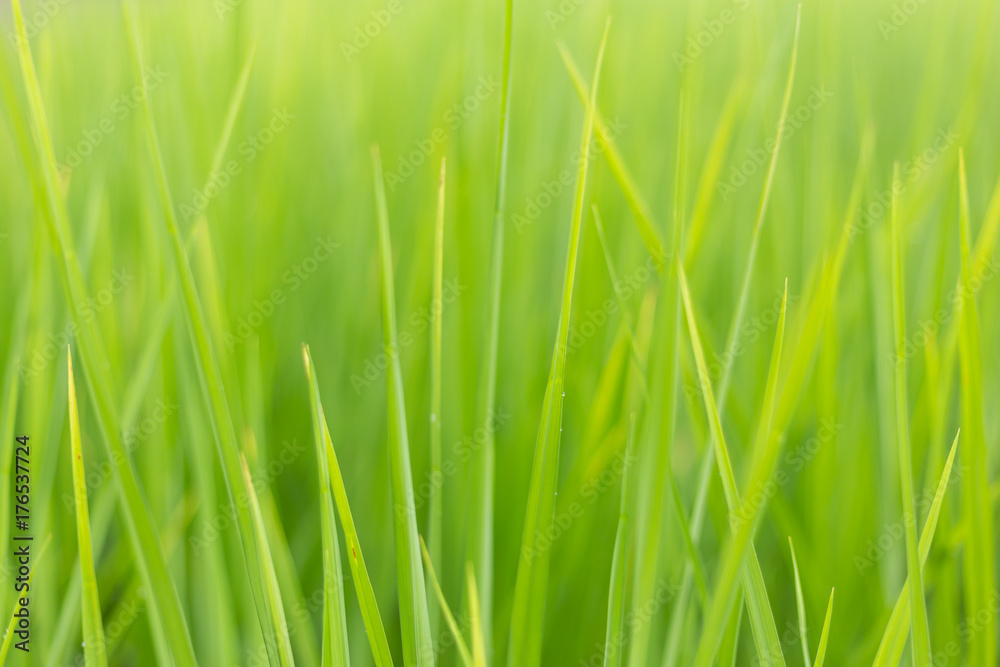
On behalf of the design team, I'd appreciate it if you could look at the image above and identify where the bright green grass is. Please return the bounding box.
[0,0,999,665]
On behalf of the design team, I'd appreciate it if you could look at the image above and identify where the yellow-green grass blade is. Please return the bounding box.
[372,146,435,666]
[717,590,744,667]
[557,43,666,269]
[788,537,811,667]
[123,5,292,665]
[956,149,995,667]
[67,349,108,667]
[0,535,50,665]
[888,161,931,666]
[680,264,788,667]
[419,537,473,667]
[466,0,513,644]
[466,563,488,667]
[813,589,834,667]
[303,346,350,667]
[428,157,446,644]
[603,414,637,667]
[872,430,960,666]
[9,0,197,662]
[507,21,608,667]
[303,347,393,666]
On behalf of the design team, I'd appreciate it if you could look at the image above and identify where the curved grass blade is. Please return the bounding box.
[8,0,197,661]
[419,536,473,667]
[0,535,50,665]
[507,21,609,667]
[603,414,637,667]
[956,149,996,667]
[372,146,435,666]
[466,563,487,667]
[788,537,810,667]
[813,589,834,667]
[872,430,960,666]
[303,347,393,666]
[303,346,350,667]
[67,349,108,667]
[466,0,514,645]
[680,265,788,667]
[888,162,931,666]
[428,157,446,643]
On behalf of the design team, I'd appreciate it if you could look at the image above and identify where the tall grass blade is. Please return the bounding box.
[507,21,609,667]
[419,537,473,667]
[788,537,810,667]
[67,349,108,667]
[603,414,637,667]
[813,590,834,667]
[466,563,488,667]
[428,157,446,643]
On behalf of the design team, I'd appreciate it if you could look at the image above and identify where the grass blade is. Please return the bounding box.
[603,414,637,667]
[419,537,473,667]
[466,563,488,667]
[428,157,446,644]
[813,589,834,667]
[888,161,931,665]
[67,349,108,667]
[788,537,810,667]
[303,347,393,665]
[507,21,609,667]
[372,145,435,666]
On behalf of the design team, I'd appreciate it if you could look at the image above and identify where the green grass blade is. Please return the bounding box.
[67,350,108,667]
[303,347,393,666]
[419,537,473,667]
[8,0,197,661]
[428,157,446,644]
[873,430,960,666]
[603,414,637,667]
[888,161,931,666]
[813,590,834,667]
[303,346,350,667]
[372,145,435,666]
[788,537,811,667]
[466,563,488,667]
[507,21,609,667]
[467,0,514,645]
[956,149,995,667]
[680,264,787,667]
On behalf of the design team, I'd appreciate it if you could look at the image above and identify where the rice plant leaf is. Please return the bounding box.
[8,0,197,662]
[0,535,50,665]
[466,563,488,667]
[123,5,290,664]
[303,347,393,666]
[428,157,446,643]
[67,349,108,667]
[372,146,435,666]
[603,414,637,667]
[419,537,473,667]
[888,161,931,666]
[956,149,996,667]
[303,346,350,667]
[788,537,811,667]
[813,589,834,667]
[507,21,609,667]
[872,430,960,666]
[679,264,787,667]
[467,0,514,644]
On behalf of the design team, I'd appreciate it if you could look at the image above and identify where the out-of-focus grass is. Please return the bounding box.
[0,0,998,665]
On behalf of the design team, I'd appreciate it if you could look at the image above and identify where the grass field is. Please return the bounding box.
[1,0,999,665]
